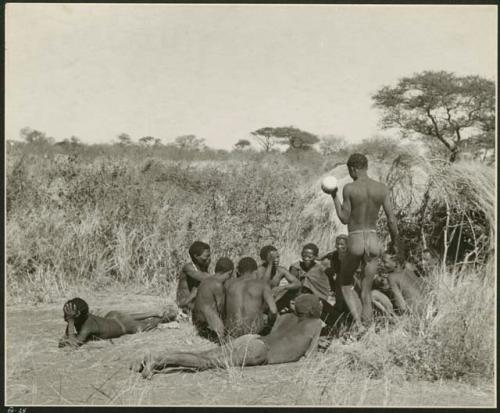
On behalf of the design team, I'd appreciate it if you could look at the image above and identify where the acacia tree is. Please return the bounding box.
[234,139,251,150]
[250,128,277,152]
[372,71,495,162]
[251,126,319,152]
[117,133,133,145]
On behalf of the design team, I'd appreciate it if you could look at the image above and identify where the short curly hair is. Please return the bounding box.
[237,257,258,275]
[347,153,368,170]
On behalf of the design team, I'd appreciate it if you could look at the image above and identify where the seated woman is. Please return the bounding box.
[58,298,177,348]
[130,294,324,379]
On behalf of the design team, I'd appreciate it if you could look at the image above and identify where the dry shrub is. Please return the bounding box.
[294,260,494,389]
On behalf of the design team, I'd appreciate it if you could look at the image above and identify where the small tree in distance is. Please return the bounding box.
[251,126,319,152]
[117,133,133,146]
[234,139,251,150]
[139,136,155,146]
[319,134,347,156]
[174,134,206,151]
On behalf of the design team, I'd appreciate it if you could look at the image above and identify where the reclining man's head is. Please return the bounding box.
[294,294,322,319]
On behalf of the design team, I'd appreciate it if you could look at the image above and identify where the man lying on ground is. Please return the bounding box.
[224,257,278,338]
[192,257,234,342]
[130,294,324,378]
[58,298,177,348]
[257,245,301,312]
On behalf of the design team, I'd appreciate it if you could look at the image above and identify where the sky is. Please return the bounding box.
[5,4,497,150]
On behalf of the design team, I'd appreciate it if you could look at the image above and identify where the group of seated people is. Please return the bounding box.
[58,238,438,378]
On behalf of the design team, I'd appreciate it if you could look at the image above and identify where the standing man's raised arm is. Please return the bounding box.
[332,185,351,225]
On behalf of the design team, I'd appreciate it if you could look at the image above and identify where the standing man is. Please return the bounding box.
[327,153,402,328]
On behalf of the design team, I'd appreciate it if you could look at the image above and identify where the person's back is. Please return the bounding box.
[225,278,269,337]
[262,312,322,364]
[192,257,234,341]
[348,178,388,231]
[225,257,277,337]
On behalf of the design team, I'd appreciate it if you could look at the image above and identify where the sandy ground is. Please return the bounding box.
[5,293,496,407]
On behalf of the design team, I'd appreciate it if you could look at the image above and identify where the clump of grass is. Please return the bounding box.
[292,260,494,399]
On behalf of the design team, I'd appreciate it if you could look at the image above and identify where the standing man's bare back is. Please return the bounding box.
[328,153,401,327]
[224,257,277,338]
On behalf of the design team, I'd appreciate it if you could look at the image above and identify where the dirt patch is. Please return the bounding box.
[5,295,496,407]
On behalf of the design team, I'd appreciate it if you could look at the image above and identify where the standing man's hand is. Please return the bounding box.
[329,188,339,198]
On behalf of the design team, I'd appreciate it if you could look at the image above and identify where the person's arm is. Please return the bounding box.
[263,284,278,316]
[388,274,409,313]
[332,185,351,225]
[275,266,301,290]
[183,263,210,283]
[304,320,323,358]
[289,265,300,280]
[59,320,93,348]
[179,287,198,308]
[382,191,403,262]
[214,270,233,282]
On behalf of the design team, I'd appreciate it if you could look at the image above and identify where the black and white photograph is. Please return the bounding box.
[4,3,497,408]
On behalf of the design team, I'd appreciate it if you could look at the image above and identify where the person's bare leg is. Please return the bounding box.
[339,252,363,328]
[360,259,377,325]
[388,275,410,313]
[133,337,267,378]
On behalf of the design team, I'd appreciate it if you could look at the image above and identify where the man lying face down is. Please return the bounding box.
[130,294,324,379]
[58,298,177,348]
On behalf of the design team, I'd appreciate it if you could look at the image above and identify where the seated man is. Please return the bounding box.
[192,257,234,342]
[290,243,336,326]
[131,294,324,378]
[257,245,301,312]
[290,243,331,302]
[176,241,211,314]
[380,252,426,314]
[224,257,278,338]
[58,298,177,348]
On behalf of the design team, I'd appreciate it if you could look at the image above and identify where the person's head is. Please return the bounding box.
[381,251,398,272]
[421,249,438,271]
[188,241,211,269]
[63,297,89,324]
[335,234,348,253]
[301,243,319,270]
[373,273,390,291]
[214,257,234,275]
[237,257,258,277]
[346,153,368,180]
[294,294,322,319]
[259,245,279,265]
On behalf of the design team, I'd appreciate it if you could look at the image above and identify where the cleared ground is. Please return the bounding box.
[5,292,496,407]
